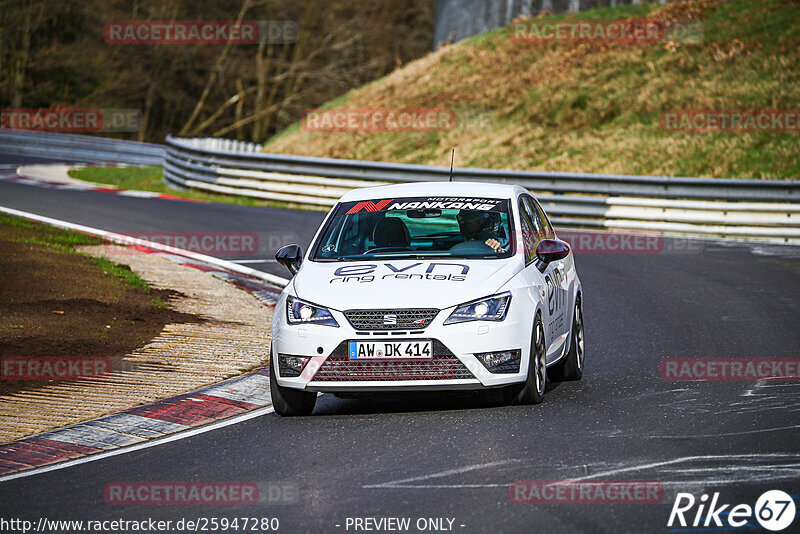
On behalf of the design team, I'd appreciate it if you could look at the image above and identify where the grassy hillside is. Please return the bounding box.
[264,0,800,180]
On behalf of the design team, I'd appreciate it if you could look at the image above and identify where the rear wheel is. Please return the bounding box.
[511,314,546,405]
[548,297,584,382]
[269,350,316,417]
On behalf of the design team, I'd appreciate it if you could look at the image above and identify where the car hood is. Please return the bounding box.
[291,257,522,310]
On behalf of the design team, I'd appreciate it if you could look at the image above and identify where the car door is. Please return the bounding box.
[520,195,569,363]
[532,196,576,344]
[517,195,553,364]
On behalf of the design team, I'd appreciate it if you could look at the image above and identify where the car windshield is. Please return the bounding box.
[312,196,514,261]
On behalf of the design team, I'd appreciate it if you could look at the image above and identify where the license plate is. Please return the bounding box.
[348,340,433,360]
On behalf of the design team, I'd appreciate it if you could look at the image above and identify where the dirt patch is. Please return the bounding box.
[0,221,200,397]
[0,215,273,443]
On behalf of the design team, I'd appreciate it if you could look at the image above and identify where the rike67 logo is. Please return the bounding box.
[668,490,796,531]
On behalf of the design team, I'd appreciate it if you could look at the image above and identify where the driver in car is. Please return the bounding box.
[456,210,508,253]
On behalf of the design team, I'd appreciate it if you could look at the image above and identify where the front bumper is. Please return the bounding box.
[271,297,532,393]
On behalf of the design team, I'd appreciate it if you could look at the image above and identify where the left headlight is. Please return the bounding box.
[286,296,339,327]
[444,292,511,325]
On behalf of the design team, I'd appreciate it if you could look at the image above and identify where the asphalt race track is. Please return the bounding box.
[1,154,799,533]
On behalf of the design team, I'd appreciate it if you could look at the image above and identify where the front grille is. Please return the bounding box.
[312,340,475,381]
[344,308,439,330]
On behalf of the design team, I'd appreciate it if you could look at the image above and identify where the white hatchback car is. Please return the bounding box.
[270,182,584,416]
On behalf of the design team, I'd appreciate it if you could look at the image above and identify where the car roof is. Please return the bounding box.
[338,181,528,202]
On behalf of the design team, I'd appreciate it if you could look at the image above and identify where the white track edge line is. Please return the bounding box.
[0,205,290,287]
[0,406,275,483]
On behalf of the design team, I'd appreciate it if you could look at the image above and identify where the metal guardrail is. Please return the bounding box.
[0,129,163,166]
[0,131,797,243]
[164,135,800,244]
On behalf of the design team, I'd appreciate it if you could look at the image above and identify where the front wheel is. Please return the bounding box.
[511,314,546,405]
[548,298,584,382]
[269,350,316,416]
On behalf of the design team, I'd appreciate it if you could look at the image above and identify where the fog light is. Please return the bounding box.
[278,354,310,377]
[475,349,521,374]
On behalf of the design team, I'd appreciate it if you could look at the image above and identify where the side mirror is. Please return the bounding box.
[535,239,570,267]
[275,244,303,275]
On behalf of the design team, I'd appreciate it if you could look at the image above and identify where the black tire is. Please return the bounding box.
[269,350,316,417]
[548,298,584,382]
[510,314,546,405]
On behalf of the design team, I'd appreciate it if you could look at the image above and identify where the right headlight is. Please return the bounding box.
[444,292,511,325]
[286,296,339,327]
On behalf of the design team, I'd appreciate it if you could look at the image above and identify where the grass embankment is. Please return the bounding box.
[0,214,197,395]
[264,0,800,180]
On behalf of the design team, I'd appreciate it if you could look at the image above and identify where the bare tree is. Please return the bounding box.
[0,0,434,142]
